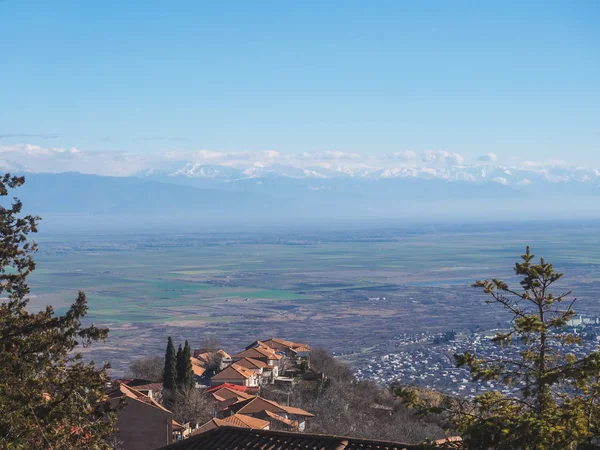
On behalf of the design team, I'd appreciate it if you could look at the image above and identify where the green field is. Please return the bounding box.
[25,223,600,372]
[29,225,600,325]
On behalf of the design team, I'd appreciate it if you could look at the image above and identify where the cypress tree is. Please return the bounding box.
[163,336,177,391]
[181,340,195,390]
[175,344,184,390]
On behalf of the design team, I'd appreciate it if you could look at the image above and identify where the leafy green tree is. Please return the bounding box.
[163,336,177,392]
[453,247,600,449]
[0,174,117,449]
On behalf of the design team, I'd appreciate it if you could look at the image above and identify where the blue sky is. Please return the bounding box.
[0,0,598,166]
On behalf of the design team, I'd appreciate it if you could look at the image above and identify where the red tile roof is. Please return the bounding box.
[194,349,232,363]
[233,346,282,361]
[221,414,269,430]
[158,426,423,450]
[172,420,186,432]
[190,356,207,377]
[109,384,172,414]
[124,380,163,393]
[227,396,286,415]
[191,414,269,437]
[260,409,297,429]
[211,364,256,381]
[205,383,254,394]
[234,357,269,370]
[280,404,315,417]
[261,338,311,353]
[227,396,313,418]
[191,418,228,435]
[209,386,255,402]
[214,396,246,413]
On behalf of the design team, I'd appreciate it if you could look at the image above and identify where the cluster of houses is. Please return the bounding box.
[109,337,315,450]
[203,383,314,432]
[191,338,311,387]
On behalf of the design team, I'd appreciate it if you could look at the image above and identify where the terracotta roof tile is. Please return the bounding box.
[212,393,226,402]
[192,414,269,437]
[190,418,227,435]
[172,420,186,432]
[221,414,269,430]
[234,357,269,370]
[280,404,315,417]
[125,382,163,393]
[261,409,297,428]
[158,426,422,450]
[261,338,311,353]
[227,396,286,415]
[214,397,245,413]
[194,349,232,363]
[109,384,172,414]
[205,383,254,394]
[233,346,282,361]
[210,386,255,402]
[190,356,207,377]
[211,364,255,381]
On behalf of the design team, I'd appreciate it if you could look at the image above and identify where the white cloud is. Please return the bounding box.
[388,151,418,161]
[478,152,497,162]
[262,150,280,159]
[422,150,464,167]
[0,145,146,176]
[1,145,465,175]
[0,145,596,186]
[520,159,568,168]
[298,151,361,161]
[0,144,65,156]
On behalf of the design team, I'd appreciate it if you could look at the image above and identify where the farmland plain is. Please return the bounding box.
[27,222,600,374]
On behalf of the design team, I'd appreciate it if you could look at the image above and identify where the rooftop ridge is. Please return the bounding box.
[159,425,424,450]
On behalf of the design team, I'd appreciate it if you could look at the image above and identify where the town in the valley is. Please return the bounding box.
[356,314,600,397]
[111,336,463,450]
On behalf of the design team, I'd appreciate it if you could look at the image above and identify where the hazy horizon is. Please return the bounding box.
[2,1,599,169]
[2,1,599,228]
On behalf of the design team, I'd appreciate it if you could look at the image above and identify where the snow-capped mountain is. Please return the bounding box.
[135,162,600,188]
[1,146,598,226]
[1,144,597,188]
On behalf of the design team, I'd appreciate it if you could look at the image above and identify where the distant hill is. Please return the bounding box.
[4,171,599,230]
[15,172,264,215]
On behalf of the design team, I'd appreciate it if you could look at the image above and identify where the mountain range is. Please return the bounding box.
[134,162,600,201]
[137,161,600,187]
[1,157,598,229]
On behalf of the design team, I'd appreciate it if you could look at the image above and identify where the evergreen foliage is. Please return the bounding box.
[163,337,177,392]
[175,344,184,390]
[174,342,194,391]
[405,247,600,449]
[180,340,195,390]
[0,174,117,449]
